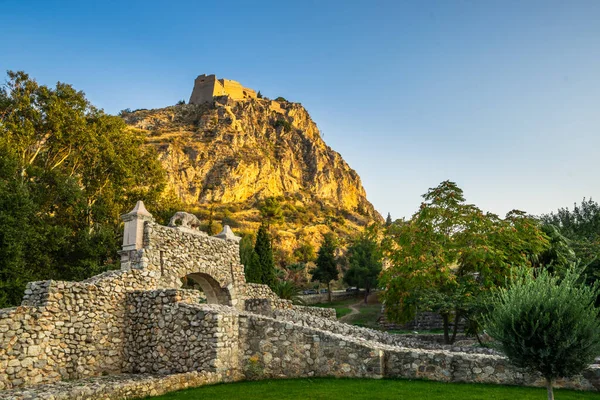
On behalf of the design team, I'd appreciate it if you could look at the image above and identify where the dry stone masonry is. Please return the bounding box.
[2,201,600,399]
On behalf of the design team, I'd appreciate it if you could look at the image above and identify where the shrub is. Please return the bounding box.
[485,267,600,400]
[274,96,288,102]
[273,119,292,133]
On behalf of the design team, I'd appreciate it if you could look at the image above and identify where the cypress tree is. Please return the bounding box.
[240,234,261,283]
[385,212,393,226]
[254,223,276,287]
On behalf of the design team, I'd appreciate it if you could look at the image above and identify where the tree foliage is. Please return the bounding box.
[344,226,382,303]
[311,233,339,302]
[380,181,549,343]
[540,198,600,300]
[254,223,276,287]
[485,267,600,400]
[0,71,168,307]
[385,212,392,226]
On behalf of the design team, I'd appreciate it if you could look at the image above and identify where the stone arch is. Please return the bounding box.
[185,272,232,305]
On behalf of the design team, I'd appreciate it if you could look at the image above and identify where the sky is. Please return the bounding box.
[2,0,599,220]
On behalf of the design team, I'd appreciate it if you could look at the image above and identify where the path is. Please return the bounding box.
[339,300,363,322]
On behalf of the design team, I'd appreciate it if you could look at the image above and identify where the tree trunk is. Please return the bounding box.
[546,378,554,400]
[442,313,450,344]
[474,330,484,347]
[450,310,461,344]
[327,282,332,303]
[364,287,370,304]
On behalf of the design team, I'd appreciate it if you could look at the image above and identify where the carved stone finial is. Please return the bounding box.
[214,225,241,242]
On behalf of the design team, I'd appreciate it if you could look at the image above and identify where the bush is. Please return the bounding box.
[273,119,292,133]
[485,267,600,400]
[274,96,288,102]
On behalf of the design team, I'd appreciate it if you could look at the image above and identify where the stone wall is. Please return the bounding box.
[0,269,152,390]
[290,305,337,320]
[297,291,360,305]
[239,311,600,391]
[0,202,274,391]
[0,371,224,400]
[239,313,385,379]
[139,223,245,308]
[123,290,240,380]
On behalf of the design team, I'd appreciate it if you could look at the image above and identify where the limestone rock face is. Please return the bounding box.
[123,97,381,250]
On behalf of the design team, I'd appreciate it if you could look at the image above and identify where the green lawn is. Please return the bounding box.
[146,378,600,399]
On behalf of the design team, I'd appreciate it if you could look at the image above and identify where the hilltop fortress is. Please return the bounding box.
[189,74,257,104]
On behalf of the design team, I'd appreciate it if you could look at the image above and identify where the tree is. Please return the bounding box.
[293,242,316,263]
[272,280,299,301]
[380,181,549,343]
[485,267,600,400]
[254,223,276,287]
[257,91,263,99]
[541,198,600,302]
[385,212,393,226]
[344,227,382,303]
[0,71,168,307]
[240,234,261,283]
[311,233,338,302]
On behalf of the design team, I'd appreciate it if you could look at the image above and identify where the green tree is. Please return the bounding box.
[541,198,600,302]
[272,280,299,301]
[311,233,339,302]
[380,181,549,344]
[259,197,284,228]
[240,234,261,284]
[254,223,276,287]
[485,267,600,400]
[385,212,393,226]
[0,71,168,307]
[293,242,316,263]
[344,227,382,303]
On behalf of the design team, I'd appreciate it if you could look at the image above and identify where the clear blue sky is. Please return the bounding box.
[3,0,599,220]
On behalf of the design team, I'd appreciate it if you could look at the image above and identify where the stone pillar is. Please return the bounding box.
[119,201,153,270]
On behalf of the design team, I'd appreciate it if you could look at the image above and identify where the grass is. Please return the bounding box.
[347,301,382,329]
[312,296,361,319]
[146,378,600,399]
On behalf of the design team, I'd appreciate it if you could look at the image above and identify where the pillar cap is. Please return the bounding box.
[121,200,153,221]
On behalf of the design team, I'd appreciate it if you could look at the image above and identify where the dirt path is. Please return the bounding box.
[339,300,363,322]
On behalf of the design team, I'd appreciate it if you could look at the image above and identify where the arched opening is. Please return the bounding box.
[181,272,231,305]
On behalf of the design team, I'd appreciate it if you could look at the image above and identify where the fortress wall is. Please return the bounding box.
[189,75,257,104]
[189,74,219,104]
[239,313,385,379]
[219,79,256,100]
[0,268,158,390]
[240,311,600,391]
[123,291,241,380]
[0,218,246,390]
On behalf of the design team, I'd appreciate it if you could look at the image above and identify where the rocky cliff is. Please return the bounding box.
[122,96,381,263]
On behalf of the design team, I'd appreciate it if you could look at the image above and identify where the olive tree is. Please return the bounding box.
[485,267,600,400]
